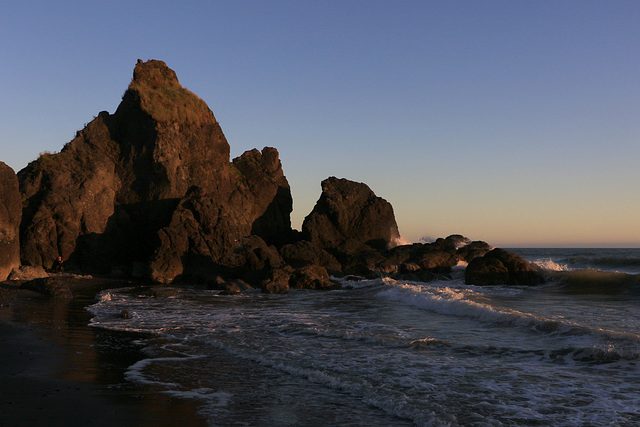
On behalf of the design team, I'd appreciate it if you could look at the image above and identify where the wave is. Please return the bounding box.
[376,280,640,350]
[568,255,640,273]
[549,269,640,295]
[376,281,569,332]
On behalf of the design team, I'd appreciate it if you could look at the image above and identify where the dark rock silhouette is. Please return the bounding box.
[289,265,338,290]
[7,59,544,291]
[303,176,400,251]
[17,59,292,283]
[0,162,21,280]
[280,240,342,272]
[375,235,492,281]
[465,248,545,286]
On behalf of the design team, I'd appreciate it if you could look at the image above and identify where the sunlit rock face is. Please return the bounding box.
[0,162,21,280]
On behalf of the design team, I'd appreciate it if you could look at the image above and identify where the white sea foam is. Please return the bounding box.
[162,387,232,405]
[534,258,569,271]
[391,235,412,247]
[84,267,640,426]
[125,352,205,386]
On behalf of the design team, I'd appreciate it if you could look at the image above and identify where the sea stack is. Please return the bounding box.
[17,59,293,281]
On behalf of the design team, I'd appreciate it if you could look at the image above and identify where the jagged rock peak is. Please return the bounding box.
[125,59,216,126]
[132,58,180,88]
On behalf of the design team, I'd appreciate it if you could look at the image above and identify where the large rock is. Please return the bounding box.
[289,265,339,290]
[19,59,231,270]
[16,59,293,281]
[465,248,545,286]
[279,240,342,272]
[7,266,49,281]
[0,162,21,281]
[148,147,293,283]
[302,177,400,251]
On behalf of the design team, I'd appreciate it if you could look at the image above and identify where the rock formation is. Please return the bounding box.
[0,162,21,280]
[303,177,400,250]
[8,59,544,291]
[465,248,545,286]
[17,59,292,283]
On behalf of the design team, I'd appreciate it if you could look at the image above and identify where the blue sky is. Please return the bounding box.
[2,1,639,247]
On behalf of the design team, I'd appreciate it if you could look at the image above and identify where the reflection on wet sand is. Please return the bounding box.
[2,279,207,426]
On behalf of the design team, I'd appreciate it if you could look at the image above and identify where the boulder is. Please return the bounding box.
[302,177,400,251]
[279,240,342,272]
[259,267,293,294]
[0,162,21,281]
[20,277,74,298]
[465,248,545,286]
[7,266,49,281]
[289,265,339,290]
[457,241,493,263]
[378,235,489,278]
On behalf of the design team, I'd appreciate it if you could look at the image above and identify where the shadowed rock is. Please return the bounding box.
[302,177,400,251]
[289,265,339,290]
[465,248,545,286]
[20,277,74,298]
[17,60,293,282]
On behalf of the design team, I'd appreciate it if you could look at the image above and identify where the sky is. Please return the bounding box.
[1,1,639,247]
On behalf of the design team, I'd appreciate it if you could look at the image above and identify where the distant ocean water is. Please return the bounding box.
[88,248,640,426]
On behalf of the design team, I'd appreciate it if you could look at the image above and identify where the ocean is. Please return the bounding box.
[87,248,640,426]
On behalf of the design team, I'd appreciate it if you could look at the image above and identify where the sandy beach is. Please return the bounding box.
[0,277,207,427]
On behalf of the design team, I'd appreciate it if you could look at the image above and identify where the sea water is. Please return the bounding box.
[87,248,640,426]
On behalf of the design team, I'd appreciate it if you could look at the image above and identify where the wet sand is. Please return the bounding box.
[0,277,207,427]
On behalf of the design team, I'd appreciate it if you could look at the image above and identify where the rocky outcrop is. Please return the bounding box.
[148,147,292,283]
[302,177,400,251]
[375,235,492,280]
[465,248,545,286]
[0,162,21,281]
[17,59,293,282]
[9,59,534,292]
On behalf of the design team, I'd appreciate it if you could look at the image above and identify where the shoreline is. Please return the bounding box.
[0,276,207,427]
